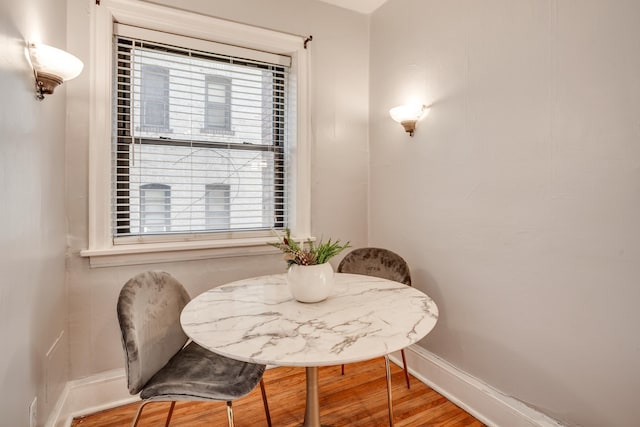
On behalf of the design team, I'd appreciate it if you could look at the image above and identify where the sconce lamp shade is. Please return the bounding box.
[28,43,84,100]
[389,104,429,136]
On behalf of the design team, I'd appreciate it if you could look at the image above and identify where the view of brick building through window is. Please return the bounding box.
[113,38,287,237]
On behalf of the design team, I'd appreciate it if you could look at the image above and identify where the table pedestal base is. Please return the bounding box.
[302,360,394,427]
[302,367,331,427]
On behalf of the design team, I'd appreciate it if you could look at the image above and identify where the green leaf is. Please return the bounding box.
[268,228,350,266]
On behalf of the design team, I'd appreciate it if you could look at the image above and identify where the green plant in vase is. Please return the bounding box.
[269,228,350,266]
[269,228,350,302]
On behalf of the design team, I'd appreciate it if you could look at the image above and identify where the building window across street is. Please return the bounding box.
[204,75,231,132]
[205,183,231,230]
[140,65,169,132]
[140,183,171,233]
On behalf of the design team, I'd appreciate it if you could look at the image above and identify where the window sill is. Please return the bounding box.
[80,236,300,268]
[199,127,234,136]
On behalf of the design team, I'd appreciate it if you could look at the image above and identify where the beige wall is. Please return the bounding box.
[369,1,640,426]
[65,0,369,379]
[0,0,69,425]
[11,1,638,425]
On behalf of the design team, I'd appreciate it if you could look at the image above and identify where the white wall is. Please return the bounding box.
[369,1,640,426]
[0,0,70,425]
[65,0,369,379]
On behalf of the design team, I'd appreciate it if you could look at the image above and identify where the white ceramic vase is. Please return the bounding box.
[287,262,335,303]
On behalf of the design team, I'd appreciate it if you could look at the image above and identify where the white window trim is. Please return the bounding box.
[81,0,311,267]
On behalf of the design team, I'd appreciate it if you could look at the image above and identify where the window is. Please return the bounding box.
[205,184,230,230]
[141,65,169,131]
[114,25,288,238]
[84,1,311,266]
[204,76,231,132]
[140,184,171,233]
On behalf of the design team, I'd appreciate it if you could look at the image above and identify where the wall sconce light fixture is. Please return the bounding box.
[389,104,429,137]
[28,42,83,100]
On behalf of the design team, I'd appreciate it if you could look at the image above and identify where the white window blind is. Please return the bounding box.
[112,24,290,241]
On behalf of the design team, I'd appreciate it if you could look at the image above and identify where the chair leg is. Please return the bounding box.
[226,401,235,427]
[164,401,176,427]
[341,363,345,375]
[384,355,394,427]
[401,349,410,389]
[259,378,272,427]
[131,401,152,427]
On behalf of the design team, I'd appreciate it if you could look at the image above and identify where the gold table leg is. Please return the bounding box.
[302,367,330,427]
[385,356,394,427]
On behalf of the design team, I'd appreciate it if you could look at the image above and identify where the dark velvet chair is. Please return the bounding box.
[117,271,272,427]
[337,248,413,389]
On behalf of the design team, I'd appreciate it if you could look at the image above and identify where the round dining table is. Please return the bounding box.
[180,272,438,427]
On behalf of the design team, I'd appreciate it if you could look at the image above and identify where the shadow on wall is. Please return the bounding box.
[411,267,595,427]
[0,22,39,122]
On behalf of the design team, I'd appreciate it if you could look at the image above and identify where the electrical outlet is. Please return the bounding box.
[29,397,37,427]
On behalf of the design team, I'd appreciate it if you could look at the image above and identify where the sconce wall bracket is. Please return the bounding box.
[35,72,64,100]
[400,120,417,137]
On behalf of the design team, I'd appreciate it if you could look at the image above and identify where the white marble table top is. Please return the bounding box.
[180,273,439,367]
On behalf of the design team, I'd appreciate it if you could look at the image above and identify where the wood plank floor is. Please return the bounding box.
[72,358,484,426]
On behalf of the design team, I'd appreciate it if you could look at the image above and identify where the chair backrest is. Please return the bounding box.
[117,271,191,394]
[337,247,412,286]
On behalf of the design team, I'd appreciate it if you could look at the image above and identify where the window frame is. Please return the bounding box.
[82,0,311,267]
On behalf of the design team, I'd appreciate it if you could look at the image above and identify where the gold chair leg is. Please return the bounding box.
[131,401,152,427]
[226,401,234,427]
[260,378,272,427]
[385,356,394,427]
[164,401,176,427]
[401,349,410,389]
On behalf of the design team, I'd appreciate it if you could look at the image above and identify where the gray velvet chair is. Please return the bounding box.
[337,248,413,389]
[117,271,272,427]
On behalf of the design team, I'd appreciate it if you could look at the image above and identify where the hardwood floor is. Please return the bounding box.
[71,358,483,426]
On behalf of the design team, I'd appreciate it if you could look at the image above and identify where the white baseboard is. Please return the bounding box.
[389,345,564,427]
[47,347,563,427]
[45,368,136,427]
